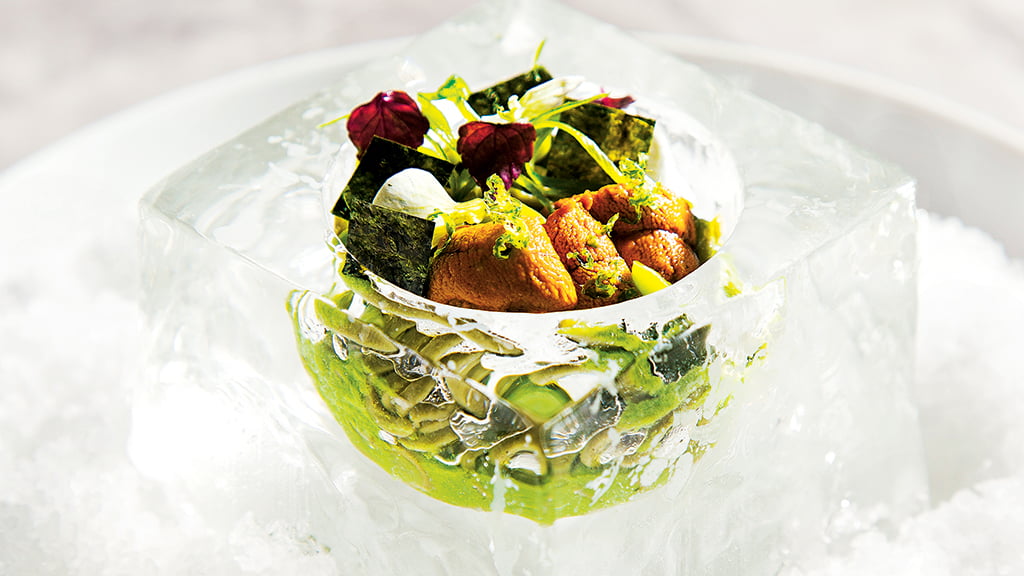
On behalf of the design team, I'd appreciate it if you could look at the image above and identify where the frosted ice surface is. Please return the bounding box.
[913,214,1024,499]
[4,208,1021,575]
[133,0,931,573]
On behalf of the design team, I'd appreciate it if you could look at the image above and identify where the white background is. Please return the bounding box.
[2,0,1023,170]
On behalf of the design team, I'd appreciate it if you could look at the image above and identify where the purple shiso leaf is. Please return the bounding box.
[596,95,635,109]
[347,91,431,156]
[456,121,536,189]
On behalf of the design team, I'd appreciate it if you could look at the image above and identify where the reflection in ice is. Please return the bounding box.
[543,388,622,457]
[450,401,529,451]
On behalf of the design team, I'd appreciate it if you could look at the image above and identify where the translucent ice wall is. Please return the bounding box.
[135,0,926,573]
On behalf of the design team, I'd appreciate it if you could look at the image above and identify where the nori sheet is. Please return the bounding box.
[541,103,655,190]
[343,197,435,296]
[331,137,456,219]
[467,67,554,116]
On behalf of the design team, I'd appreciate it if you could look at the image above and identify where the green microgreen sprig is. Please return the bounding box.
[484,175,532,259]
[619,154,658,220]
[532,39,546,70]
[567,250,621,298]
[587,268,621,298]
[317,113,349,129]
[601,213,620,236]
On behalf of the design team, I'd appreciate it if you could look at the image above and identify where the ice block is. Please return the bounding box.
[135,1,927,573]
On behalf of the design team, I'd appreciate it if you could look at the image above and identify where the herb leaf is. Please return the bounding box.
[346,91,430,157]
[457,121,536,190]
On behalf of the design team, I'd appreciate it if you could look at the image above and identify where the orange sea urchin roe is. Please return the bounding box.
[543,196,633,307]
[427,183,701,312]
[427,215,577,312]
[577,183,697,245]
[615,229,700,282]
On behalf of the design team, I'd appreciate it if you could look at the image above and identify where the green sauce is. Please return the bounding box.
[288,290,720,524]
